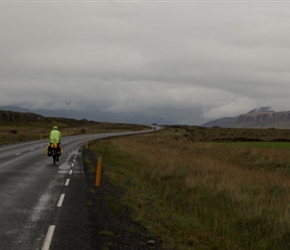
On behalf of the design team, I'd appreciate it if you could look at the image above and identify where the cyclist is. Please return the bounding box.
[49,126,62,161]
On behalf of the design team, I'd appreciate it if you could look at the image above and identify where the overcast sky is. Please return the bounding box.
[1,1,290,125]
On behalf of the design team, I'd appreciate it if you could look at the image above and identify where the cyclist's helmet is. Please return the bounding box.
[53,126,58,130]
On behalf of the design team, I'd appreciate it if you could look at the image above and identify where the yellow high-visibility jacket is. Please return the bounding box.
[49,129,61,144]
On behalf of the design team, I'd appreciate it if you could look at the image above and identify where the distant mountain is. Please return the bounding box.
[0,106,31,113]
[0,106,171,125]
[202,107,290,129]
[201,117,238,128]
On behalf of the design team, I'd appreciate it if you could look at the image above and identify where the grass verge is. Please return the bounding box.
[89,129,290,250]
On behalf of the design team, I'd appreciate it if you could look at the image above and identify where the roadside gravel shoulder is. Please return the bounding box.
[82,148,162,250]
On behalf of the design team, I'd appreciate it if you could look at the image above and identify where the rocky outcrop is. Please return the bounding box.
[239,111,290,122]
[203,108,290,129]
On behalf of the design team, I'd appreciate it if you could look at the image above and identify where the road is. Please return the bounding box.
[0,127,159,250]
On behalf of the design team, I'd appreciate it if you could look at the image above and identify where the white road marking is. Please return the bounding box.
[71,163,74,168]
[69,170,73,175]
[30,148,35,151]
[57,194,65,207]
[15,153,21,156]
[41,225,55,250]
[65,179,70,186]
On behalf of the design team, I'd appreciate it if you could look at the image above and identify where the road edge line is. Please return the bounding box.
[41,225,55,250]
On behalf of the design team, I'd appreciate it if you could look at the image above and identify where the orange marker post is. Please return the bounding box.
[95,157,103,187]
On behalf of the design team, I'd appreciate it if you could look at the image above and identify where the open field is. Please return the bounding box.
[170,125,290,142]
[89,126,290,250]
[0,119,148,145]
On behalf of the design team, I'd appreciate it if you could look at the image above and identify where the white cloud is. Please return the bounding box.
[1,2,290,124]
[201,97,257,120]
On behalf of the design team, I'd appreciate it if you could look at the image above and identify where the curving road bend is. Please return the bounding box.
[0,127,160,250]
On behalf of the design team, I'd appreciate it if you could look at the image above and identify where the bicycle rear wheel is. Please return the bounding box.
[52,149,56,165]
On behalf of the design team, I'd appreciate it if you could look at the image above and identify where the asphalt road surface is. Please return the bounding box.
[0,127,159,250]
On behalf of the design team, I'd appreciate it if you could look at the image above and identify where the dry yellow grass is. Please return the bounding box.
[93,130,290,249]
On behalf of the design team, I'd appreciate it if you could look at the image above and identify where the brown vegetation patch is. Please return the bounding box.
[89,127,290,249]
